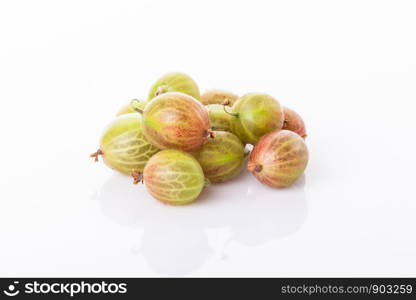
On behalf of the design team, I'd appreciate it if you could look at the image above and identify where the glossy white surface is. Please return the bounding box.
[0,0,415,277]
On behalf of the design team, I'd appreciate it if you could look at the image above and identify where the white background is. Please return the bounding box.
[0,0,415,277]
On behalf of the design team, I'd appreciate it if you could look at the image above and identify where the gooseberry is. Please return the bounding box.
[90,113,159,175]
[206,104,233,132]
[192,131,245,183]
[200,89,238,106]
[148,72,200,101]
[139,149,206,205]
[247,130,308,188]
[227,93,284,145]
[282,106,307,138]
[142,92,213,152]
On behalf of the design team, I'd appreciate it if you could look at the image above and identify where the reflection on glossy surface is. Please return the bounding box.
[138,225,213,275]
[98,170,307,275]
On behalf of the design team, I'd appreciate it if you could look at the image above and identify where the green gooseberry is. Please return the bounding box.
[90,113,159,175]
[206,104,233,132]
[192,131,245,183]
[200,89,238,106]
[142,92,212,152]
[148,72,200,101]
[226,93,284,145]
[141,149,206,205]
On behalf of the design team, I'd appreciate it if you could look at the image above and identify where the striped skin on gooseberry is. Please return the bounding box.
[206,104,233,132]
[116,99,147,116]
[282,106,307,138]
[247,130,308,188]
[148,72,200,101]
[91,113,159,175]
[229,93,284,145]
[200,89,238,106]
[191,131,245,183]
[142,149,206,205]
[143,92,212,152]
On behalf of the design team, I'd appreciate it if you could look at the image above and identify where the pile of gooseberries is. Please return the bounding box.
[91,72,309,205]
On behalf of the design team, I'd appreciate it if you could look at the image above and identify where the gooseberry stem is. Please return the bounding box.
[132,170,143,184]
[155,86,165,96]
[204,178,211,188]
[90,149,103,162]
[130,99,144,114]
[222,99,231,106]
[222,104,238,117]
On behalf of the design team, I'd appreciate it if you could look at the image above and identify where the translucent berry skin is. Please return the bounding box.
[148,72,200,101]
[248,130,308,188]
[143,149,205,205]
[200,89,238,106]
[143,92,212,152]
[192,131,245,183]
[231,93,284,145]
[282,106,307,138]
[99,113,159,174]
[116,99,147,116]
[207,104,233,132]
